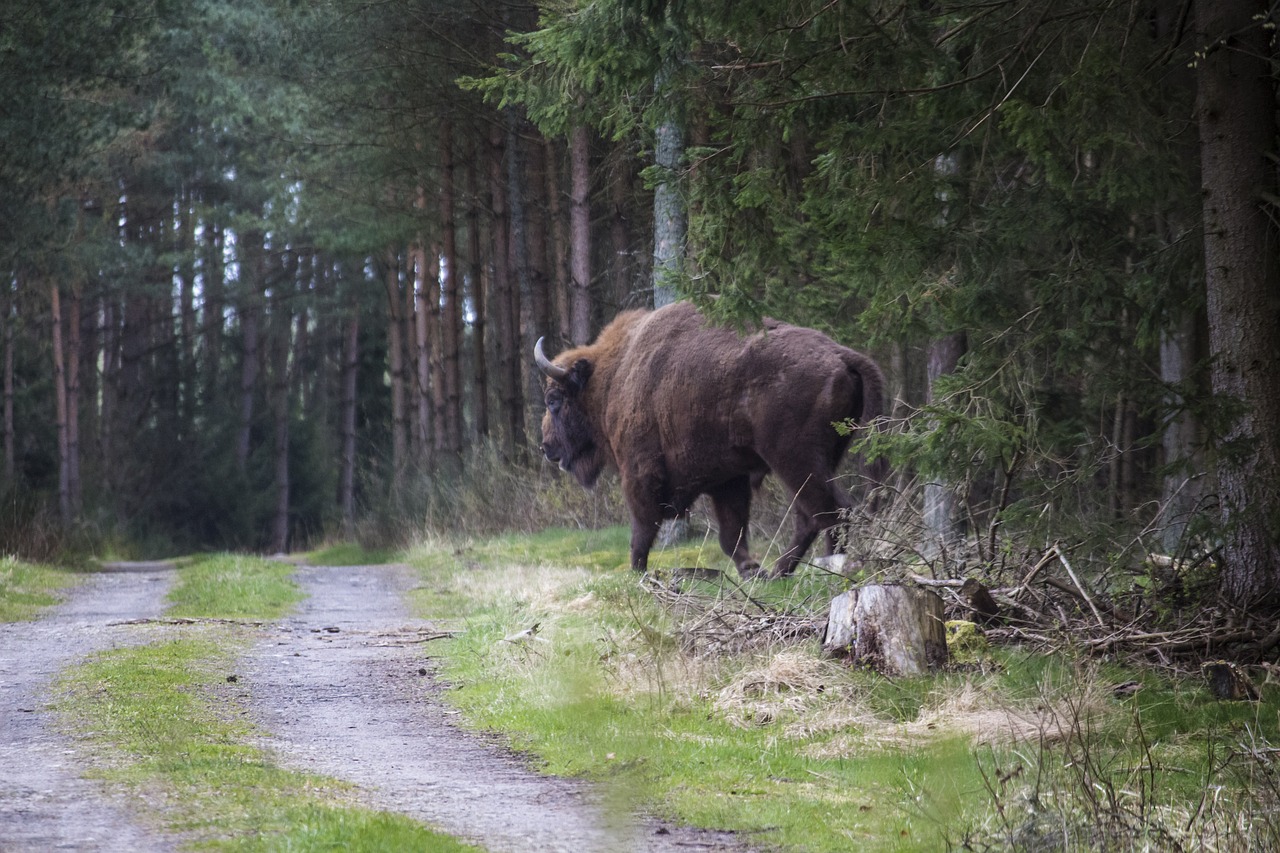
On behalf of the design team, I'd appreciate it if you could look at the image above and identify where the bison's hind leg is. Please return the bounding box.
[771,465,851,577]
[707,476,758,575]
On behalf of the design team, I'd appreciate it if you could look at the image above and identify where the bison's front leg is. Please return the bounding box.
[622,476,663,573]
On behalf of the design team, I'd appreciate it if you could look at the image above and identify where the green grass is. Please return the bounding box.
[56,550,477,851]
[167,554,304,620]
[0,555,80,621]
[306,542,397,566]
[404,525,1280,852]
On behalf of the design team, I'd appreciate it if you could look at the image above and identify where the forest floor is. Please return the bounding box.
[0,559,754,852]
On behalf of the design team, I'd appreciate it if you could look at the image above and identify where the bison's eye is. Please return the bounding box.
[546,390,564,415]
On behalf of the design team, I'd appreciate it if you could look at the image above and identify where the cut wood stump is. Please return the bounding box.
[823,584,947,676]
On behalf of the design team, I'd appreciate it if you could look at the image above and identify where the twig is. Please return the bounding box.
[1011,548,1058,603]
[908,572,965,588]
[1054,543,1106,629]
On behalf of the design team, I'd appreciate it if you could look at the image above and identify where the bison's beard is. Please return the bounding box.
[567,449,605,489]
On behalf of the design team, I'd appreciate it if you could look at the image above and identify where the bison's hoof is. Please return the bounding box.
[737,561,764,580]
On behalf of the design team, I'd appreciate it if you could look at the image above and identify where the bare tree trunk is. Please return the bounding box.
[467,145,489,441]
[2,292,13,482]
[505,110,529,459]
[236,230,264,474]
[609,148,632,307]
[51,283,71,526]
[652,60,685,310]
[489,123,513,457]
[425,244,446,455]
[65,286,81,517]
[1159,310,1203,552]
[383,250,408,490]
[440,120,464,454]
[269,252,298,554]
[569,124,593,345]
[340,297,360,537]
[99,294,118,501]
[409,228,432,461]
[544,136,571,341]
[1194,0,1280,607]
[177,189,197,432]
[202,220,225,406]
[923,332,966,556]
[524,132,552,423]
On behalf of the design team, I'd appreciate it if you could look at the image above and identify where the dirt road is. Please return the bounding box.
[0,562,179,852]
[1,561,753,852]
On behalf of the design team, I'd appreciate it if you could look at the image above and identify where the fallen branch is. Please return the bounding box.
[109,617,266,627]
[1054,544,1105,629]
[908,572,965,588]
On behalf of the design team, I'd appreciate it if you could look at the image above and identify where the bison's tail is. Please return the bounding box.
[842,349,890,495]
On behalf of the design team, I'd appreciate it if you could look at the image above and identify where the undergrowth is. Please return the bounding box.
[405,526,1280,853]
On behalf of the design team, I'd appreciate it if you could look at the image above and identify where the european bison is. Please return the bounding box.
[535,301,885,578]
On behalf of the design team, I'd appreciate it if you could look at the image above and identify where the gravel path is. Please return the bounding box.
[0,562,179,852]
[0,559,754,852]
[238,561,753,852]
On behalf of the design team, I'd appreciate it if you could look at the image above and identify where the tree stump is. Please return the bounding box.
[823,585,947,676]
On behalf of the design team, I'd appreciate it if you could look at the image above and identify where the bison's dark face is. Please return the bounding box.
[539,356,604,488]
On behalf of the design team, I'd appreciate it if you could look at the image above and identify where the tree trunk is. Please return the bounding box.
[440,119,464,454]
[544,136,571,342]
[425,242,447,456]
[410,223,434,462]
[569,124,593,345]
[1194,0,1280,608]
[652,52,686,310]
[99,294,118,502]
[269,253,297,554]
[823,585,948,676]
[923,332,966,556]
[609,147,633,307]
[1159,311,1203,553]
[65,285,82,518]
[504,110,529,458]
[340,299,360,538]
[177,190,197,433]
[236,229,265,473]
[2,292,13,482]
[489,122,515,458]
[467,145,489,441]
[383,250,408,489]
[51,283,71,526]
[202,220,225,406]
[524,135,554,430]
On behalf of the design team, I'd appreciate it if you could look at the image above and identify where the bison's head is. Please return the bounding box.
[536,338,604,488]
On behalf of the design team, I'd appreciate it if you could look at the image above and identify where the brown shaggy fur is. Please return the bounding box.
[538,302,885,578]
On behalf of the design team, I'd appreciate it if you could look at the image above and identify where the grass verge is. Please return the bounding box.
[56,553,477,851]
[404,526,1280,852]
[0,555,81,621]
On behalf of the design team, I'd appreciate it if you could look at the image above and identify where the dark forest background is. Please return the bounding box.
[3,0,1278,611]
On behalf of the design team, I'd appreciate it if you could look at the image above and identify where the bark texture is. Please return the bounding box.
[1194,0,1280,606]
[824,585,947,676]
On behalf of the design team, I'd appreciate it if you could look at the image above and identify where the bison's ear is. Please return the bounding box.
[565,358,593,394]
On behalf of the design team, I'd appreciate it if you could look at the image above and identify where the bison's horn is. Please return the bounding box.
[534,337,569,380]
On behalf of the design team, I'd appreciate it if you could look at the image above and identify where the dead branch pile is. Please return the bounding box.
[641,574,820,656]
[933,543,1280,670]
